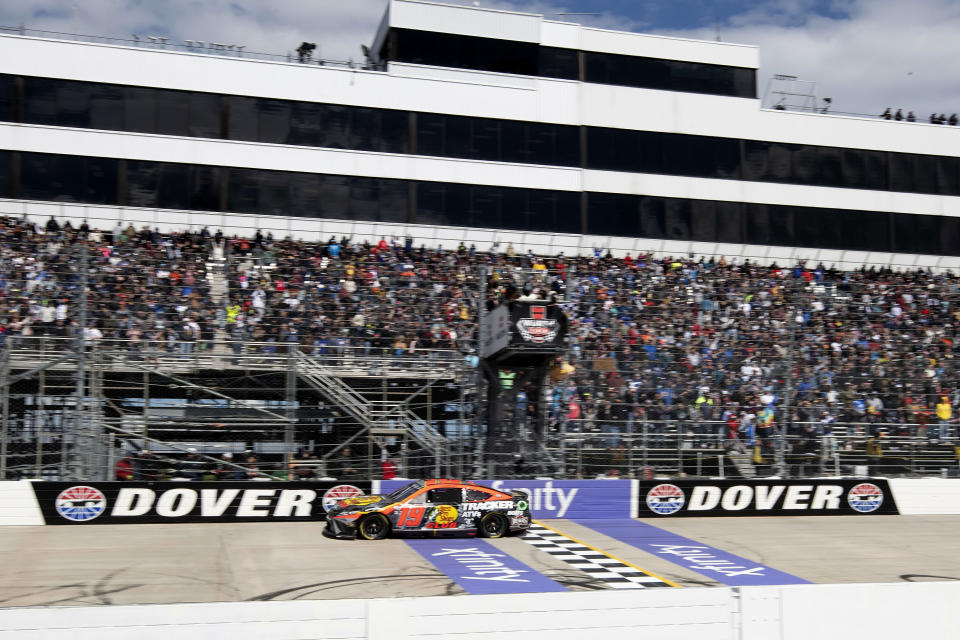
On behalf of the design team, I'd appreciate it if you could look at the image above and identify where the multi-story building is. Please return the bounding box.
[2,0,959,265]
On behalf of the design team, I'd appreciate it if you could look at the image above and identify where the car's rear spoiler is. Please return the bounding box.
[509,489,531,500]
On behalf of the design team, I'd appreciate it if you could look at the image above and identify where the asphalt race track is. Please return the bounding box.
[1,516,959,607]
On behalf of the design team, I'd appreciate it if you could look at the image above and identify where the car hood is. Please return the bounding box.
[327,494,391,515]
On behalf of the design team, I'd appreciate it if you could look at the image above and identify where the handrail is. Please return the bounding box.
[0,25,383,72]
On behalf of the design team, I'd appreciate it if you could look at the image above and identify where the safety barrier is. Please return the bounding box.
[2,477,960,526]
[1,582,957,639]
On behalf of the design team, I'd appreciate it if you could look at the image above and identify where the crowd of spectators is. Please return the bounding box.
[216,228,960,457]
[881,107,958,125]
[0,215,215,355]
[221,232,478,364]
[4,214,960,477]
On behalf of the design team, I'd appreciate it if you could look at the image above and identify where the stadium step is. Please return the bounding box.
[294,352,449,452]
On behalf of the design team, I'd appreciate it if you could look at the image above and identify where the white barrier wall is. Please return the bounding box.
[0,482,43,526]
[888,478,960,515]
[1,582,958,640]
[3,478,960,526]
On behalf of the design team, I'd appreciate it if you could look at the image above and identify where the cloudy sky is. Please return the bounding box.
[2,0,958,118]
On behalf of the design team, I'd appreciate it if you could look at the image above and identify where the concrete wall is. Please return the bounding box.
[1,582,957,639]
[4,478,960,527]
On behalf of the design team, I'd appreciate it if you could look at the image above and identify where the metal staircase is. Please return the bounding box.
[294,353,449,454]
[206,259,228,305]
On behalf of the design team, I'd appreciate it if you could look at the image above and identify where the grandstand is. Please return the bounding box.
[1,0,960,482]
[1,217,959,481]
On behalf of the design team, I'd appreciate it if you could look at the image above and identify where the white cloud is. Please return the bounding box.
[658,0,960,118]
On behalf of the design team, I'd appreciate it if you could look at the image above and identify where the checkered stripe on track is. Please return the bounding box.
[522,522,674,589]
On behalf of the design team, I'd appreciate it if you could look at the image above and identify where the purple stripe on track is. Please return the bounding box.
[405,538,567,594]
[574,519,809,586]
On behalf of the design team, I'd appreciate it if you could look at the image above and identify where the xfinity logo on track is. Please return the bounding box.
[638,480,897,517]
[650,545,768,578]
[432,547,531,583]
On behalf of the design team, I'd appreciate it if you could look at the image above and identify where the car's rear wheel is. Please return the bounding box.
[477,513,507,539]
[357,514,389,540]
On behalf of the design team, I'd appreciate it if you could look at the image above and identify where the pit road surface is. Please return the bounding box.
[0,515,958,607]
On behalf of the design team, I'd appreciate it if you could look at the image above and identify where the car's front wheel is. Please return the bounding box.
[477,513,508,539]
[357,514,390,540]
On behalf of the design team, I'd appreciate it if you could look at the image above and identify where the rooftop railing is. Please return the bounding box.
[0,25,383,72]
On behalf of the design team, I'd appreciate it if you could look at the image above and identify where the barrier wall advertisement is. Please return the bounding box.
[30,481,372,525]
[637,479,900,517]
[8,477,959,526]
[379,479,633,519]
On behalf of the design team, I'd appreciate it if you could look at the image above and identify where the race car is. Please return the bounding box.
[323,478,531,540]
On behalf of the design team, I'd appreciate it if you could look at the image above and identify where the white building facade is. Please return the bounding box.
[1,0,959,267]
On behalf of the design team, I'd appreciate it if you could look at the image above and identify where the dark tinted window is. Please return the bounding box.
[889,153,915,193]
[155,89,189,136]
[9,150,960,256]
[849,209,889,252]
[259,169,291,214]
[418,113,577,166]
[793,206,829,248]
[938,216,960,255]
[350,177,379,221]
[126,160,159,207]
[258,99,291,144]
[465,488,492,501]
[427,488,461,503]
[227,167,261,213]
[0,150,7,197]
[288,172,321,218]
[389,28,539,76]
[189,166,221,211]
[745,203,773,245]
[584,51,756,98]
[894,213,939,255]
[539,46,579,80]
[19,153,116,204]
[10,74,960,199]
[56,81,92,128]
[863,150,888,190]
[936,156,959,196]
[157,162,190,210]
[840,149,866,189]
[22,77,58,125]
[317,174,350,219]
[817,147,841,187]
[124,87,157,133]
[225,96,257,141]
[714,202,743,244]
[639,197,665,238]
[663,198,693,240]
[320,105,351,149]
[188,92,220,138]
[690,200,717,242]
[85,156,118,204]
[587,192,629,236]
[0,74,13,122]
[89,84,124,130]
[379,178,409,223]
[414,181,465,227]
[288,101,322,147]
